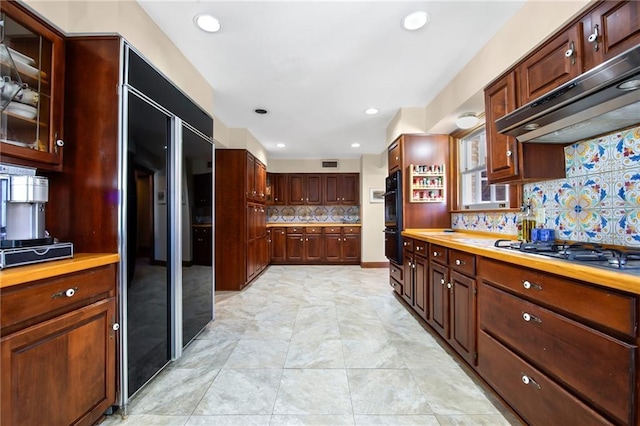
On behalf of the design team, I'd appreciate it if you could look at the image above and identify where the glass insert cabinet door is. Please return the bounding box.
[0,2,64,169]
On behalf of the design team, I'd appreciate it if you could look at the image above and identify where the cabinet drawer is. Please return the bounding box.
[343,227,360,235]
[429,244,447,264]
[325,227,342,234]
[449,249,475,276]
[402,238,414,252]
[287,227,304,234]
[1,264,116,335]
[305,227,323,234]
[414,240,427,256]
[479,257,637,336]
[479,282,635,424]
[390,262,403,283]
[390,277,402,295]
[477,331,612,426]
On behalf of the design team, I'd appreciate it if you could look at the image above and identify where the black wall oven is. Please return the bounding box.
[384,170,403,264]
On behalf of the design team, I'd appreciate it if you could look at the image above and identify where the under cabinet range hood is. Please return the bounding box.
[496,44,640,143]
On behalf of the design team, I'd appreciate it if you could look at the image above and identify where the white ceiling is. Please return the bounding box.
[137,1,525,159]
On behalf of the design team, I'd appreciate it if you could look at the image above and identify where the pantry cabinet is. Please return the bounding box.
[0,0,65,171]
[215,149,268,290]
[1,262,118,426]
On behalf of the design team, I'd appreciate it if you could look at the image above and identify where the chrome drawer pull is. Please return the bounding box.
[52,287,79,299]
[522,280,542,291]
[522,312,542,323]
[521,374,541,389]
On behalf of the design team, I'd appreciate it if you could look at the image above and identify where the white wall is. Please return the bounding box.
[267,159,360,174]
[24,0,214,115]
[360,153,387,263]
[389,0,593,140]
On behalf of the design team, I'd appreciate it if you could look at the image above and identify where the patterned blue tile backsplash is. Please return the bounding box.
[268,205,360,223]
[452,125,640,247]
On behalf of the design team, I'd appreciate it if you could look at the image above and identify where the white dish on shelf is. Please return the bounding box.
[5,101,37,119]
[0,48,41,79]
[7,48,36,66]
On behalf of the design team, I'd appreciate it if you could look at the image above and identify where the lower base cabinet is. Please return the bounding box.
[1,263,118,426]
[391,238,637,424]
[477,330,612,426]
[270,226,361,264]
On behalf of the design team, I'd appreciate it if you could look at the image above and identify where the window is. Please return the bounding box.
[459,127,509,209]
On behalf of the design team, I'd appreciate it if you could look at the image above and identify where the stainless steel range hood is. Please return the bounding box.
[496,44,640,143]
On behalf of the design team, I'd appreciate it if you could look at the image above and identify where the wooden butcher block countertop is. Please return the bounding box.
[0,253,120,289]
[403,229,640,295]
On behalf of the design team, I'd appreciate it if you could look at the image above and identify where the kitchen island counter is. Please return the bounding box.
[403,229,640,295]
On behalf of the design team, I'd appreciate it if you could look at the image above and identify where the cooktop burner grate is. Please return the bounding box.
[493,239,640,271]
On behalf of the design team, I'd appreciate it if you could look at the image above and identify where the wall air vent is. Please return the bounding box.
[321,160,339,168]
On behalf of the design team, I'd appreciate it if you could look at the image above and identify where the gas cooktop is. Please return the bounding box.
[494,239,640,275]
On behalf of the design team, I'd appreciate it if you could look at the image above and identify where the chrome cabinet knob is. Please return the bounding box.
[455,259,463,266]
[523,280,532,289]
[588,24,599,51]
[440,278,445,285]
[521,375,541,389]
[506,150,512,157]
[65,288,76,297]
[446,283,452,289]
[433,251,438,256]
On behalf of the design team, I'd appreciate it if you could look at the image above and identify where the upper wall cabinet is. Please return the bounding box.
[484,0,639,184]
[581,1,640,71]
[324,173,359,205]
[517,24,583,106]
[0,1,65,171]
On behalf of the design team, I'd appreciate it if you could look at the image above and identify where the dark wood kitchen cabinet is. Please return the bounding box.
[270,227,286,262]
[288,174,322,205]
[397,237,428,320]
[246,153,266,203]
[0,0,65,171]
[324,173,359,205]
[285,226,323,262]
[581,1,640,73]
[477,257,638,425]
[427,244,477,366]
[266,173,287,205]
[1,262,118,426]
[387,139,402,174]
[517,24,583,105]
[216,149,267,290]
[484,72,565,184]
[324,226,361,264]
[388,134,451,229]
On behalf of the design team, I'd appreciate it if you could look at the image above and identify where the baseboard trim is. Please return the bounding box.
[361,261,389,268]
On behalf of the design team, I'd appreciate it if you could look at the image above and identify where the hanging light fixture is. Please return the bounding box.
[456,112,479,129]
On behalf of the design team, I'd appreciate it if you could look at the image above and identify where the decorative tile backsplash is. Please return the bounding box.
[268,205,360,223]
[452,125,640,247]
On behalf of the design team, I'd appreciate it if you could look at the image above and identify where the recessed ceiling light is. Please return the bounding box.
[194,14,221,33]
[276,143,286,148]
[364,108,379,115]
[254,108,268,115]
[402,11,429,31]
[351,143,361,148]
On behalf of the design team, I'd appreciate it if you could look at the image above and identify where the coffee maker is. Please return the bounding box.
[0,163,73,268]
[0,170,51,247]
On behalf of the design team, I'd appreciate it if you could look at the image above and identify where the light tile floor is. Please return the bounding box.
[101,265,521,426]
